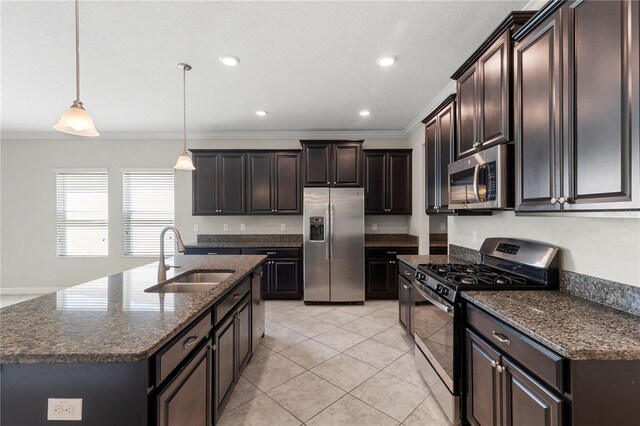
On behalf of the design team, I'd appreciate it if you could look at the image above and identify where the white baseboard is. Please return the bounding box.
[0,287,63,295]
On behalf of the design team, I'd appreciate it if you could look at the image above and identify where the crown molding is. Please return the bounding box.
[401,80,457,138]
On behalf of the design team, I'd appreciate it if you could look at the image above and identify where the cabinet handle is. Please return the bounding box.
[387,251,397,255]
[490,360,497,368]
[403,285,409,289]
[212,344,217,351]
[183,335,199,349]
[266,252,277,255]
[496,365,505,374]
[327,181,330,184]
[233,293,241,300]
[558,197,571,205]
[404,271,412,276]
[207,252,217,255]
[492,330,511,346]
[550,197,557,205]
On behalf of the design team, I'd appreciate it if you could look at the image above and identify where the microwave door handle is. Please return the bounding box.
[473,164,481,202]
[413,282,453,316]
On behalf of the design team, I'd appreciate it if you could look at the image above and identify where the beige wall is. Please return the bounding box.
[1,137,411,292]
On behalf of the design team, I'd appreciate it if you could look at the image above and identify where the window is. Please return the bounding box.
[56,171,109,257]
[123,171,175,256]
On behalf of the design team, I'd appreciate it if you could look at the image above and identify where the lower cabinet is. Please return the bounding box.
[365,247,418,300]
[156,340,213,426]
[242,248,302,299]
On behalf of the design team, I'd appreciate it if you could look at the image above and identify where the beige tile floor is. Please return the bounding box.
[219,300,452,426]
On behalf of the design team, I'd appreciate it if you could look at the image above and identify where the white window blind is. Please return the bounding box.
[56,172,109,257]
[123,171,175,256]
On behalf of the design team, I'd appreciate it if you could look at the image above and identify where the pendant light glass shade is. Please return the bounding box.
[54,101,99,137]
[54,0,99,137]
[174,63,195,171]
[174,153,196,170]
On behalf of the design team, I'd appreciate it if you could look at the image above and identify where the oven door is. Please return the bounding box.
[447,144,510,210]
[413,281,456,392]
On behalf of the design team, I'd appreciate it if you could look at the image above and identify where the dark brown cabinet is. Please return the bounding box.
[423,95,456,214]
[242,248,302,299]
[363,150,412,214]
[466,330,501,426]
[515,0,640,211]
[301,140,363,187]
[192,151,246,215]
[247,151,301,214]
[156,340,213,426]
[214,314,235,419]
[365,247,417,300]
[236,296,251,375]
[452,12,534,159]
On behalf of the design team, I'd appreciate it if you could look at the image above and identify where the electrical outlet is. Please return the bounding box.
[223,224,229,231]
[193,224,199,232]
[472,230,478,244]
[372,223,378,231]
[280,223,286,231]
[47,398,82,421]
[440,222,446,231]
[240,224,245,231]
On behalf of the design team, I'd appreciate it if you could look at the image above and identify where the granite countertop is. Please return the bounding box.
[396,254,467,268]
[0,255,266,364]
[463,291,640,361]
[365,234,419,248]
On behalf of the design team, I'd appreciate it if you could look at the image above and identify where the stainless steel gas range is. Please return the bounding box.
[412,238,559,425]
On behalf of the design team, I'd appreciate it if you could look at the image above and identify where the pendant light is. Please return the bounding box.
[174,63,196,171]
[53,0,99,137]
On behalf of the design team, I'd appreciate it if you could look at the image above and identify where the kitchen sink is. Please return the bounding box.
[146,269,236,293]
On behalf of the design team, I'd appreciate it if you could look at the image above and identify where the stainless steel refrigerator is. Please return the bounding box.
[303,187,364,302]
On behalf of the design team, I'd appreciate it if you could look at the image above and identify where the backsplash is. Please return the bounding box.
[449,244,639,316]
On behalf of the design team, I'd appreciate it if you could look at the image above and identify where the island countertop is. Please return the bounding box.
[0,254,266,365]
[463,291,640,361]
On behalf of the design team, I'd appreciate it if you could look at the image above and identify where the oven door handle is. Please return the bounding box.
[413,282,453,315]
[473,164,481,202]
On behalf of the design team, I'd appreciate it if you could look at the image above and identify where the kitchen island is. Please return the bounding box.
[0,254,266,425]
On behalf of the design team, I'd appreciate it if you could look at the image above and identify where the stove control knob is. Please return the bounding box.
[436,284,442,292]
[442,288,449,296]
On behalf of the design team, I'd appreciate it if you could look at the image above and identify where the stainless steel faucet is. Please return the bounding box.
[158,226,187,282]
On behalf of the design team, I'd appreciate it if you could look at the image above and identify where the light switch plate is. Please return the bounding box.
[223,224,229,231]
[240,224,245,231]
[280,223,286,231]
[372,223,377,231]
[47,398,82,421]
[193,224,199,232]
[440,222,446,231]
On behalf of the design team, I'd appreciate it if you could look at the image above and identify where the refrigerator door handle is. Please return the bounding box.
[330,203,335,260]
[326,203,330,261]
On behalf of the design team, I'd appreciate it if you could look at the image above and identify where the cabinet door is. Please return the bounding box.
[271,259,300,298]
[388,151,412,214]
[218,153,246,214]
[478,31,511,148]
[562,0,639,210]
[236,296,252,375]
[333,143,362,186]
[274,152,301,214]
[192,152,218,215]
[246,153,274,214]
[457,65,479,158]
[364,152,387,214]
[501,358,563,426]
[157,341,212,426]
[438,102,455,211]
[466,330,501,426]
[425,117,439,213]
[515,12,563,212]
[365,258,395,299]
[261,261,274,299]
[214,315,235,417]
[303,143,331,186]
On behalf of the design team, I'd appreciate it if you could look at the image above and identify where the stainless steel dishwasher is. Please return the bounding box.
[251,266,265,353]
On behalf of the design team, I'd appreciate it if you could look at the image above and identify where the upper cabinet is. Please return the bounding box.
[451,12,535,159]
[301,140,363,187]
[192,151,246,215]
[247,152,301,215]
[363,150,412,215]
[423,95,456,214]
[192,150,301,216]
[514,0,640,212]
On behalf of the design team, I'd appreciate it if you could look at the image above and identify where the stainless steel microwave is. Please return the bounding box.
[447,144,513,210]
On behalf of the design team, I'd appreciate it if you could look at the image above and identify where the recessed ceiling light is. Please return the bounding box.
[219,55,240,66]
[359,110,371,117]
[377,56,397,67]
[256,110,268,116]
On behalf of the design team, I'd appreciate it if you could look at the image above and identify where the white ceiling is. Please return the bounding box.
[1,0,530,139]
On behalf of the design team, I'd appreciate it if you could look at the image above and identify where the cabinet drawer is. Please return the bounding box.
[215,278,251,323]
[366,247,418,257]
[156,311,212,385]
[398,261,416,281]
[241,248,300,258]
[466,303,564,393]
[184,247,241,255]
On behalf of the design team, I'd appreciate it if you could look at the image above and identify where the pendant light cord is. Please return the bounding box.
[182,66,187,153]
[75,0,81,102]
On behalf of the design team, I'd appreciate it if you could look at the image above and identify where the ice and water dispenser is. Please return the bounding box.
[309,217,325,241]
